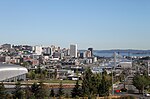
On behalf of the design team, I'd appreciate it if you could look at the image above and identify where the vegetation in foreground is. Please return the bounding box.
[0,68,136,99]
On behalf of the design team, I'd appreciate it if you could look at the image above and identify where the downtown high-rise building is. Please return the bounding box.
[70,44,77,58]
[42,47,51,56]
[88,48,93,57]
[33,45,43,55]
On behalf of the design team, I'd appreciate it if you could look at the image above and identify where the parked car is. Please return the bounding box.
[145,93,150,97]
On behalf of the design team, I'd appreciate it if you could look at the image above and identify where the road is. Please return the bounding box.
[114,73,150,99]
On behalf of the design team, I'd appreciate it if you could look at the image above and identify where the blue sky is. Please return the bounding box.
[0,0,150,50]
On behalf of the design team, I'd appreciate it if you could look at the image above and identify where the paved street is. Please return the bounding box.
[114,72,150,99]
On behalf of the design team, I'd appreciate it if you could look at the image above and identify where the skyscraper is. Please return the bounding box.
[33,45,43,55]
[42,47,51,55]
[70,44,77,58]
[88,48,93,56]
[85,50,92,57]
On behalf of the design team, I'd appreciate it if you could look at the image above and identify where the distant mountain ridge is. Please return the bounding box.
[80,49,150,52]
[79,49,150,57]
[94,49,150,52]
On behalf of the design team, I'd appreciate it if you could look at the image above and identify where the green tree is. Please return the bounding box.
[29,71,36,80]
[13,82,25,99]
[0,82,6,99]
[31,82,39,97]
[35,66,42,74]
[81,67,97,98]
[21,61,30,68]
[81,68,112,97]
[34,82,49,99]
[42,70,48,78]
[65,93,70,98]
[71,80,81,98]
[57,81,64,97]
[93,73,101,96]
[5,93,13,99]
[50,88,55,97]
[54,69,58,79]
[98,73,111,96]
[24,85,32,99]
[133,74,150,93]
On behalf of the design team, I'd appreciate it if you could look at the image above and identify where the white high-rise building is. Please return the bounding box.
[70,44,77,58]
[33,46,43,55]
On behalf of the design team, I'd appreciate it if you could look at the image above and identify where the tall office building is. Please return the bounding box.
[70,44,77,58]
[88,48,93,56]
[33,46,43,55]
[42,47,51,55]
[85,50,92,57]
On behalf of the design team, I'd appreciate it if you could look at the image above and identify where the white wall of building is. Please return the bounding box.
[33,46,43,55]
[70,44,77,58]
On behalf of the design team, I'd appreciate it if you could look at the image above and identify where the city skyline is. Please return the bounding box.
[0,0,150,50]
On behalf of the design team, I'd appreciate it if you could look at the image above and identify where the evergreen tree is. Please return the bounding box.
[0,82,6,99]
[82,67,95,97]
[35,66,42,74]
[24,85,32,99]
[13,82,24,99]
[100,76,110,96]
[30,71,36,80]
[81,68,112,97]
[50,88,55,97]
[5,93,13,99]
[98,71,111,96]
[71,80,81,98]
[57,81,64,97]
[42,70,48,78]
[31,82,39,95]
[65,93,70,98]
[34,82,49,99]
[92,73,101,96]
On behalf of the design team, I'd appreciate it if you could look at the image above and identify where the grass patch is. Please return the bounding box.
[23,80,82,84]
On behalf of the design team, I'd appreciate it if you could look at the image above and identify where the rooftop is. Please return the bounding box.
[0,63,28,71]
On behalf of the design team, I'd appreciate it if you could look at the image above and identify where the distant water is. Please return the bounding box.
[93,50,150,57]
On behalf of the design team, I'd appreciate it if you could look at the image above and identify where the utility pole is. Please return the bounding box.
[112,52,116,96]
[148,61,149,76]
[112,68,114,96]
